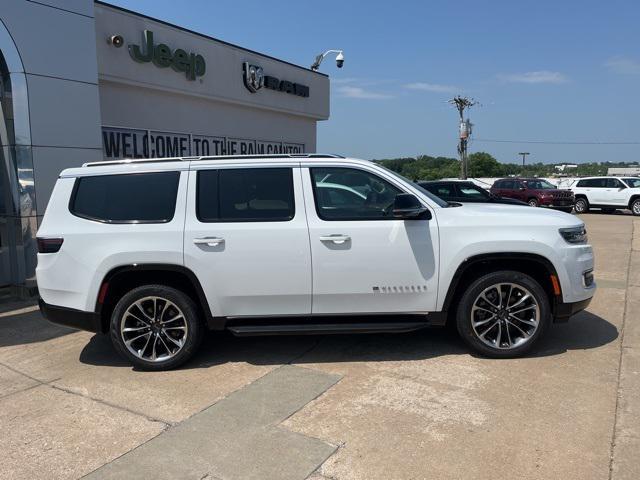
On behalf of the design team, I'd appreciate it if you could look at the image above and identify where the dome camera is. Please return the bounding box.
[310,49,345,71]
[109,35,124,48]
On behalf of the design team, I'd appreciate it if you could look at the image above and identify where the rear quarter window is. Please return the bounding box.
[69,171,180,223]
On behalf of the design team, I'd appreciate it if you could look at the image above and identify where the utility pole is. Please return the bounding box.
[449,96,478,179]
[519,152,530,169]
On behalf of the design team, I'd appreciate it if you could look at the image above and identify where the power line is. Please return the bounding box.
[475,139,640,145]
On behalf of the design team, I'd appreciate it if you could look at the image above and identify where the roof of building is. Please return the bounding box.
[95,1,328,77]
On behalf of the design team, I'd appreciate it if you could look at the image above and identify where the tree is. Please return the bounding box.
[468,152,503,177]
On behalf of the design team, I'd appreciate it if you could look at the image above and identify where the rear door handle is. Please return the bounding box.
[319,234,351,244]
[193,236,225,246]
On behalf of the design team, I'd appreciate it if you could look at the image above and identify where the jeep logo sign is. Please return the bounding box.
[129,30,206,80]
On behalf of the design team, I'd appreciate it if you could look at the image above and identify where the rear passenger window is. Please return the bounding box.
[606,178,622,188]
[197,168,294,222]
[70,172,180,223]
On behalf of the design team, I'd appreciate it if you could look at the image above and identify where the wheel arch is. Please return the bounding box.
[628,195,640,210]
[440,253,561,325]
[96,264,220,333]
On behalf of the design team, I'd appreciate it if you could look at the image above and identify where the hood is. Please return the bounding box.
[436,202,582,228]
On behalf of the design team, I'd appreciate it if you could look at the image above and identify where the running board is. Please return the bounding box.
[227,321,430,336]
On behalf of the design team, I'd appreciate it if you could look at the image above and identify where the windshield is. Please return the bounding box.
[623,178,640,188]
[376,164,450,207]
[458,184,490,199]
[526,180,556,190]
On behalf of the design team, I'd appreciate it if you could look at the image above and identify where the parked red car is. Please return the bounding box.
[490,178,574,212]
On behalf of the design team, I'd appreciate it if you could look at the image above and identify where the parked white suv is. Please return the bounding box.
[36,155,596,370]
[568,176,640,215]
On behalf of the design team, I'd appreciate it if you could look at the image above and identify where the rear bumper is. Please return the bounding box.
[554,297,592,323]
[38,298,102,333]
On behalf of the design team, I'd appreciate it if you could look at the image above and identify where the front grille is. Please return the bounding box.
[553,191,574,199]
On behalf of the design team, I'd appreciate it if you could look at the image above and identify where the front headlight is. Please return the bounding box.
[559,226,588,244]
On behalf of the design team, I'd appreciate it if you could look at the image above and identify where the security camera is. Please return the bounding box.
[109,35,124,48]
[310,50,345,71]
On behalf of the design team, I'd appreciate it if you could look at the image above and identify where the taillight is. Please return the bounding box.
[37,237,64,253]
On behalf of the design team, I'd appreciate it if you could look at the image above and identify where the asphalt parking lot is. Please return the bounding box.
[1,213,639,480]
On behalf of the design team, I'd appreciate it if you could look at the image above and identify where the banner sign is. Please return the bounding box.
[102,127,304,160]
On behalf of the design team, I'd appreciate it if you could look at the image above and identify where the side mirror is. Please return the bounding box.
[393,193,430,219]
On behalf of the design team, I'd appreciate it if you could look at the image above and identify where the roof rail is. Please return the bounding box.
[83,153,345,167]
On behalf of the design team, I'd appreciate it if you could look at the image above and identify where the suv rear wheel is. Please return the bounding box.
[574,197,589,214]
[527,198,539,207]
[110,285,204,370]
[456,271,550,358]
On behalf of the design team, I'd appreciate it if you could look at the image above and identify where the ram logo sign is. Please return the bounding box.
[242,62,309,98]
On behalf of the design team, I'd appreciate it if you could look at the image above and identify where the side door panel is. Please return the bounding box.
[183,163,312,317]
[590,179,608,204]
[301,164,439,314]
[608,178,628,205]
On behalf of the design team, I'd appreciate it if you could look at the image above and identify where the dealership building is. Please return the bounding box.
[0,0,330,293]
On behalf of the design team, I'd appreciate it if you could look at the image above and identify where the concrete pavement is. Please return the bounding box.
[0,213,638,479]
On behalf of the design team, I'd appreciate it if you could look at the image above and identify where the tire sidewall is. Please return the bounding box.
[575,198,588,213]
[632,199,640,216]
[110,285,204,371]
[456,271,550,358]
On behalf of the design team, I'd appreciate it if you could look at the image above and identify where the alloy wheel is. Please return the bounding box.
[470,282,540,350]
[633,201,640,215]
[120,296,188,362]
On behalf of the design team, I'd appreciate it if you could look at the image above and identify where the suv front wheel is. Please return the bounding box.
[110,285,204,370]
[456,271,550,358]
[574,197,589,214]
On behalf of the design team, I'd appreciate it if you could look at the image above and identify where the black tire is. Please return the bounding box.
[631,198,640,216]
[456,271,550,358]
[574,197,589,214]
[110,285,204,371]
[557,207,574,214]
[527,198,539,207]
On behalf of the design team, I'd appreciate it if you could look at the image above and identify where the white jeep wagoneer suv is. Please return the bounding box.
[36,154,596,370]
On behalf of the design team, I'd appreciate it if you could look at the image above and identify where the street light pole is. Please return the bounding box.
[519,152,530,169]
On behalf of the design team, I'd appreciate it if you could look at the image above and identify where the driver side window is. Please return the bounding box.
[310,167,402,220]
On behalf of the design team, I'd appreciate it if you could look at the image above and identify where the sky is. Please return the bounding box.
[107,0,640,164]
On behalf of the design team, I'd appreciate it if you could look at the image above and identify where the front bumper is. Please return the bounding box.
[540,197,574,208]
[38,298,103,333]
[554,296,592,323]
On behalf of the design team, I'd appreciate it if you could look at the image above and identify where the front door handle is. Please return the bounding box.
[193,236,225,246]
[319,234,351,244]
